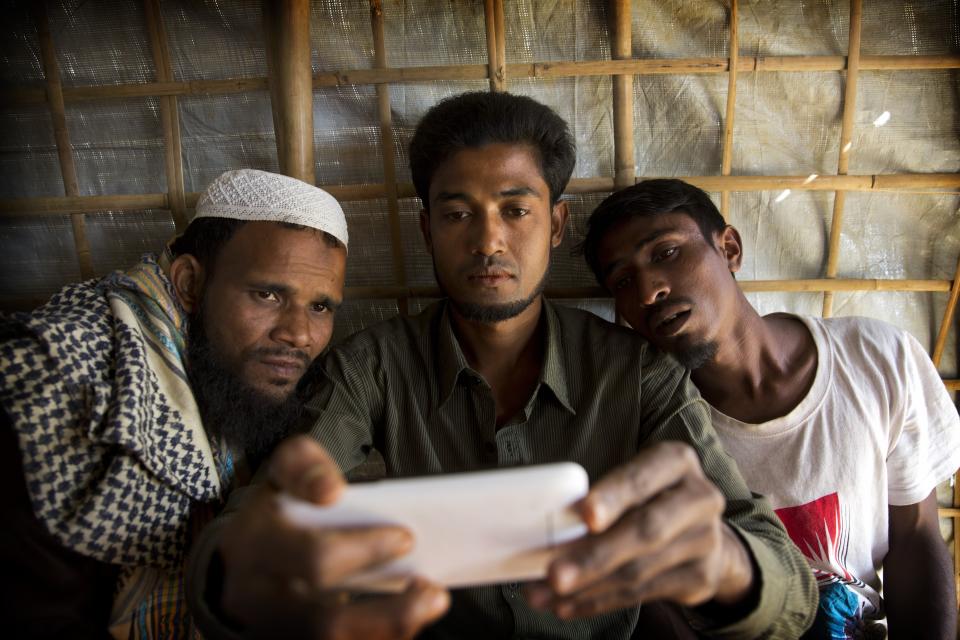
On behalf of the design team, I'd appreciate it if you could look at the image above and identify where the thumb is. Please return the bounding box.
[267,435,345,504]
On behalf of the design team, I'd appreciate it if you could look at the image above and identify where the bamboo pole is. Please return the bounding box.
[3,54,959,107]
[611,0,635,191]
[822,0,862,317]
[33,3,94,280]
[263,0,314,184]
[370,0,408,316]
[2,172,957,215]
[483,0,506,91]
[144,0,187,231]
[720,0,739,218]
[932,252,960,367]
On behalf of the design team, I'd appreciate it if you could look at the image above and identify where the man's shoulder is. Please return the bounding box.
[328,301,439,361]
[550,302,649,349]
[806,314,917,360]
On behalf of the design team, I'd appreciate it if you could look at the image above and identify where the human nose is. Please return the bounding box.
[636,274,670,307]
[470,211,506,257]
[271,306,312,349]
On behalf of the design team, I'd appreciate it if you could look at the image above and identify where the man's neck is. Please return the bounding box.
[690,296,817,424]
[449,296,546,426]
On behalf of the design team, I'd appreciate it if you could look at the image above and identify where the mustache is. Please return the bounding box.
[460,256,517,275]
[247,346,312,366]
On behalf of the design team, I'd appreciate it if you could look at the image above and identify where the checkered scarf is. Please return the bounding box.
[0,252,233,637]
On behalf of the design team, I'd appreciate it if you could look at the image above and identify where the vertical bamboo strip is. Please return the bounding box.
[370,0,408,316]
[263,0,314,184]
[821,0,862,317]
[144,0,187,231]
[933,251,960,606]
[611,0,635,191]
[484,0,505,91]
[494,0,506,91]
[719,0,739,218]
[33,3,94,279]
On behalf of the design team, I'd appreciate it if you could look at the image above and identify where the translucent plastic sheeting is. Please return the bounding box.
[836,193,960,282]
[631,0,728,59]
[49,0,154,87]
[86,210,176,276]
[340,198,395,287]
[314,85,384,186]
[851,71,960,174]
[861,1,960,56]
[163,0,267,81]
[0,105,62,198]
[727,190,834,280]
[0,1,44,86]
[732,71,843,175]
[633,74,727,176]
[311,0,374,72]
[383,0,487,68]
[0,215,82,299]
[738,0,849,57]
[178,91,278,193]
[504,0,610,63]
[554,192,610,288]
[65,98,167,196]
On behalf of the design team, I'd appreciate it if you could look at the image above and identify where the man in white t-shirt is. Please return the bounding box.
[579,178,960,639]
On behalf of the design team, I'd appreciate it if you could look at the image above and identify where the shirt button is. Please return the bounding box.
[484,441,497,455]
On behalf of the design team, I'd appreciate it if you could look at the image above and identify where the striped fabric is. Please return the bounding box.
[299,299,816,639]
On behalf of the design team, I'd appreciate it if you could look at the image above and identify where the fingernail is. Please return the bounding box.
[427,587,450,615]
[299,464,327,496]
[553,563,579,593]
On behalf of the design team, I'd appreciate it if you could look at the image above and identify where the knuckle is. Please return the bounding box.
[390,610,420,640]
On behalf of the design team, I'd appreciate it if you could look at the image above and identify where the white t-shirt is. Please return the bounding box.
[709,315,960,636]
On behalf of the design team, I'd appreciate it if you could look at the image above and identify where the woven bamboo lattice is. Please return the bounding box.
[1,0,959,604]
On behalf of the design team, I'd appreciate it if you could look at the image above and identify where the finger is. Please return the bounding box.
[578,442,704,533]
[543,524,721,618]
[268,435,345,504]
[322,578,450,640]
[244,518,414,588]
[550,473,724,594]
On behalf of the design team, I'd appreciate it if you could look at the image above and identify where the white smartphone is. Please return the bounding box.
[278,462,589,591]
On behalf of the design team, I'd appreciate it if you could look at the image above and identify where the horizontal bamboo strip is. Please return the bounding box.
[945,380,960,391]
[3,173,957,214]
[3,54,958,107]
[939,507,960,517]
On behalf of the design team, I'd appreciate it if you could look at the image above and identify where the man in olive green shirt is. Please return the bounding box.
[188,92,816,639]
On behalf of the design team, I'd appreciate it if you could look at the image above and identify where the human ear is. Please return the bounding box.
[169,254,205,313]
[419,208,433,255]
[720,225,744,274]
[550,200,569,248]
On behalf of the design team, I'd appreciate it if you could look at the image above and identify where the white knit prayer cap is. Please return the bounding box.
[194,169,348,249]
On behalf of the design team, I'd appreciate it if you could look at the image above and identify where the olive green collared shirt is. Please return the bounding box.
[188,299,815,639]
[305,300,814,639]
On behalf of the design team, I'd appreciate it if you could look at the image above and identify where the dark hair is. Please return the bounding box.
[409,91,576,208]
[170,218,343,273]
[577,179,727,284]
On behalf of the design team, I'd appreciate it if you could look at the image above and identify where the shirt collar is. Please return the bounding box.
[434,299,575,415]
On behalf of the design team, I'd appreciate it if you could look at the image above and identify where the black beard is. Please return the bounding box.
[672,341,719,370]
[186,310,308,465]
[435,261,549,324]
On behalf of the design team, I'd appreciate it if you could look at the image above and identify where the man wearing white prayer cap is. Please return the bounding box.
[0,169,349,638]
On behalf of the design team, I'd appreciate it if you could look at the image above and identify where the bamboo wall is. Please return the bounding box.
[1,0,959,604]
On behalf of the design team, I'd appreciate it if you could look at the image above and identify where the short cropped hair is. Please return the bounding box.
[577,179,727,284]
[409,91,576,209]
[170,218,343,274]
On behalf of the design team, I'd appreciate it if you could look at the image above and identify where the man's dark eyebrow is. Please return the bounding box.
[434,191,470,203]
[249,282,342,311]
[500,186,540,198]
[600,228,676,280]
